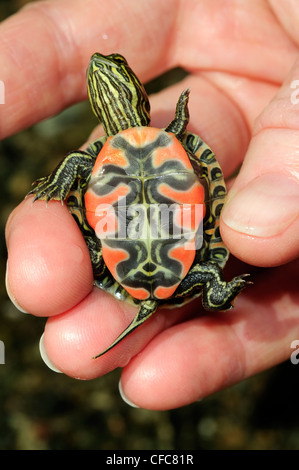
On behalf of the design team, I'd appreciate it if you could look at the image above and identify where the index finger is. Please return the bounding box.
[0,0,174,139]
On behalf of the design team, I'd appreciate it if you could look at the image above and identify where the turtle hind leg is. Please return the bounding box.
[93,299,158,359]
[174,261,249,311]
[201,266,250,311]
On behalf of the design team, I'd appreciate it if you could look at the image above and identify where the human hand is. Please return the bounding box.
[4,0,299,410]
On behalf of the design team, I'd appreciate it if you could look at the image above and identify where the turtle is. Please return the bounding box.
[28,52,249,358]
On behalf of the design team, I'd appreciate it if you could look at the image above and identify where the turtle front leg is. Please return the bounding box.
[174,262,249,311]
[93,299,158,358]
[28,151,96,202]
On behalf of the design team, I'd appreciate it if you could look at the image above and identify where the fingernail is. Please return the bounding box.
[5,261,29,313]
[118,380,139,408]
[39,333,63,373]
[222,174,299,237]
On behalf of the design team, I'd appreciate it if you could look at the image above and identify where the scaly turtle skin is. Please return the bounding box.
[29,53,249,358]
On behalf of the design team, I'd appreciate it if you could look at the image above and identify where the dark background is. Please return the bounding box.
[0,0,299,450]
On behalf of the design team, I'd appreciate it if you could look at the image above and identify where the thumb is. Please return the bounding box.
[221,58,299,267]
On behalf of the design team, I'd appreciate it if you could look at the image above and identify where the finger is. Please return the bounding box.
[1,0,298,140]
[41,288,197,379]
[200,71,279,134]
[0,0,175,139]
[5,196,93,315]
[221,58,299,267]
[269,0,299,45]
[119,260,299,410]
[178,0,297,80]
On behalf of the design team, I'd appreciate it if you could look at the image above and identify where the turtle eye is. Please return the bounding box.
[112,54,127,66]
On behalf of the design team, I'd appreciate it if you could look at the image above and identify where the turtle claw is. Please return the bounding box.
[28,177,66,203]
[240,273,253,284]
[232,273,253,290]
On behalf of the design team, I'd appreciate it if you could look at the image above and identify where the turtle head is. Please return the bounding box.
[87,53,151,136]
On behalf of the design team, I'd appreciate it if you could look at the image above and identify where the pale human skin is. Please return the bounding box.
[3,0,299,410]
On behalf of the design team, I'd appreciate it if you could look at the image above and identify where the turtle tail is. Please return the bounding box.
[93,300,158,358]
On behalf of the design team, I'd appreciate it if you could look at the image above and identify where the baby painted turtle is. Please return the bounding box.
[29,53,248,357]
